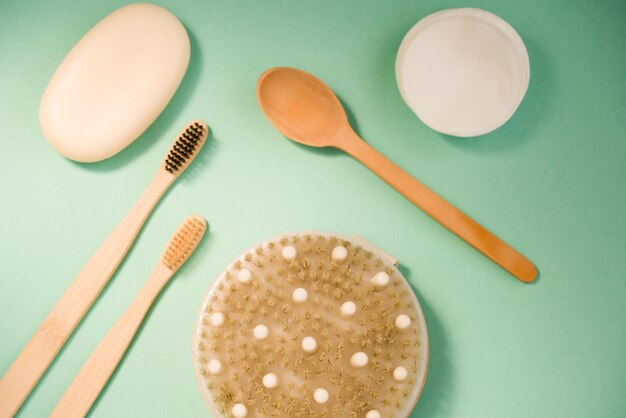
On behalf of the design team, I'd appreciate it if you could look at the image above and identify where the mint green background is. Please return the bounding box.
[1,0,625,417]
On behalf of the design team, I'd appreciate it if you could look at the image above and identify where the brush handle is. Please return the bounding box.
[0,170,173,418]
[339,132,537,283]
[50,265,172,418]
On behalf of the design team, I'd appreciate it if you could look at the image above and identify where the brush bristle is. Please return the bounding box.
[162,215,206,271]
[164,120,208,174]
[193,233,427,418]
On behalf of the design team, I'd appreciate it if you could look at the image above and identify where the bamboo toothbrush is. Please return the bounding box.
[51,215,206,418]
[0,121,208,417]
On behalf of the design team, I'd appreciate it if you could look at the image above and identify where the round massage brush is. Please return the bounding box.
[192,233,428,417]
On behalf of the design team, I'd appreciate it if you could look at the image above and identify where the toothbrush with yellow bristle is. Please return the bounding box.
[51,215,206,418]
[0,121,209,417]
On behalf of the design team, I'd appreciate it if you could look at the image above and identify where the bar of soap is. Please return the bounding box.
[39,3,190,162]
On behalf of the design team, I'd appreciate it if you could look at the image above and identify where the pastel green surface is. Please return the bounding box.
[0,0,624,417]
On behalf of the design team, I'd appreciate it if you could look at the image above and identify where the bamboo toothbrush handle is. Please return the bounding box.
[50,265,172,418]
[341,134,537,283]
[0,170,173,418]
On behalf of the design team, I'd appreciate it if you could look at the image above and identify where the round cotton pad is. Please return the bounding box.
[192,233,429,417]
[396,8,530,137]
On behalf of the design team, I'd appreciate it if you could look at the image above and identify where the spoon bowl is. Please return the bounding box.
[257,67,349,148]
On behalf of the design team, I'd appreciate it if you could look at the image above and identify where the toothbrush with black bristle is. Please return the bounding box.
[51,215,207,418]
[0,120,209,417]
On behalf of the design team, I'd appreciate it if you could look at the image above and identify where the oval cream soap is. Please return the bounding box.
[39,3,190,162]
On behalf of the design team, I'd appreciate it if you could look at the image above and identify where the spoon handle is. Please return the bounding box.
[341,134,537,283]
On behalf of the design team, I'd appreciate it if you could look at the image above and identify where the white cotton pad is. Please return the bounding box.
[39,3,190,162]
[396,8,530,137]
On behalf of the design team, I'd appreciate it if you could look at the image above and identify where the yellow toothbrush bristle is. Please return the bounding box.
[162,215,206,272]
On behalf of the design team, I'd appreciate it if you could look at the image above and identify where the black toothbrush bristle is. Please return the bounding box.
[164,123,205,173]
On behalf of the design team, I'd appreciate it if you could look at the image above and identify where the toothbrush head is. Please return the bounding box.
[163,120,209,175]
[162,215,206,273]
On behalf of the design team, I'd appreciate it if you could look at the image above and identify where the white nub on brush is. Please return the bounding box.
[281,245,297,260]
[313,388,329,404]
[366,410,381,418]
[253,324,269,340]
[262,373,278,389]
[207,359,222,375]
[371,271,390,290]
[301,336,318,354]
[393,366,408,382]
[340,301,357,318]
[237,268,252,285]
[350,352,369,368]
[395,314,411,330]
[231,403,247,417]
[209,312,225,327]
[331,245,348,262]
[292,287,308,304]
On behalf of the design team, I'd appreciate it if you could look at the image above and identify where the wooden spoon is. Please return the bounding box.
[257,67,537,283]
